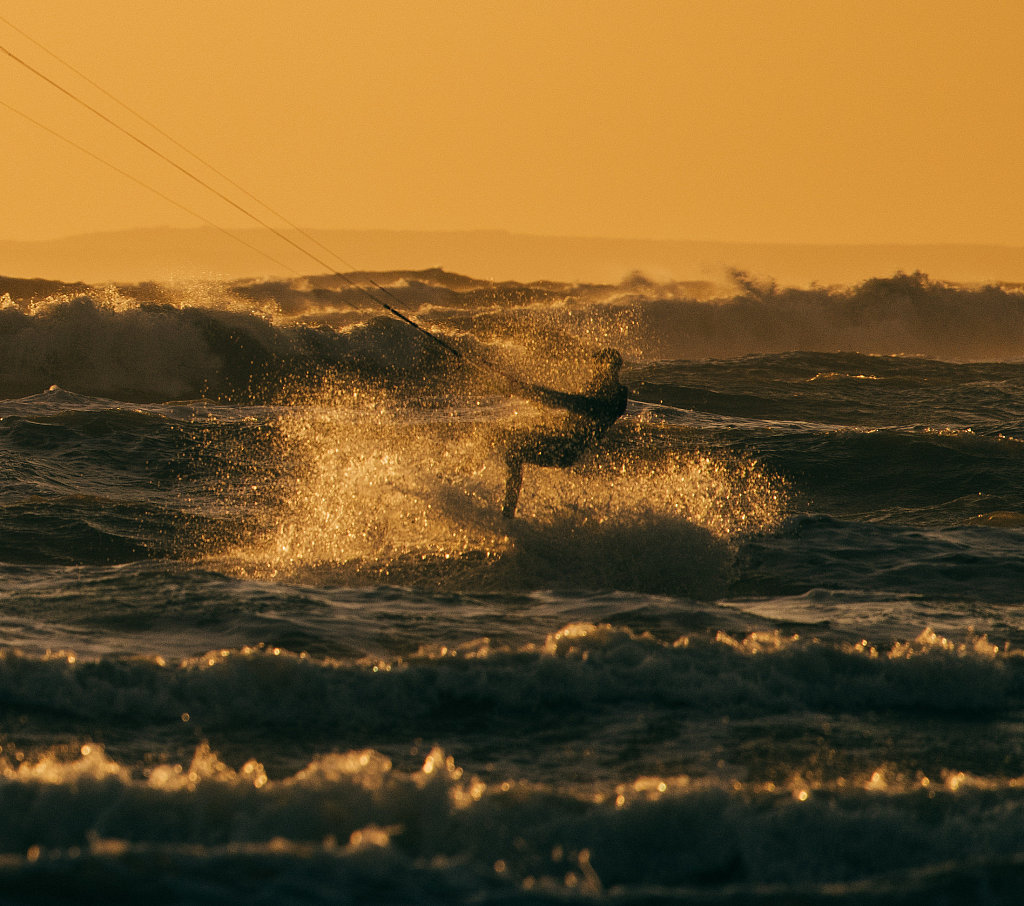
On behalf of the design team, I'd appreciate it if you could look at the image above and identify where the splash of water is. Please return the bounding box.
[209,383,786,596]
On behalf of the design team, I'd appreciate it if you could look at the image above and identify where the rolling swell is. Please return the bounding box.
[4,269,1024,404]
[630,270,1024,361]
[0,391,251,564]
[1,625,1020,749]
[0,294,451,402]
[734,515,1024,606]
[1,741,1023,902]
[633,352,1024,432]
[632,351,1024,528]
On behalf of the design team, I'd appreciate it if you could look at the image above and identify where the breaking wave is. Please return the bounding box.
[2,269,1024,403]
[0,739,1023,903]
[2,625,1019,738]
[0,627,1022,901]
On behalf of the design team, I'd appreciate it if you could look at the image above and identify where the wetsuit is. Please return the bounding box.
[501,358,628,518]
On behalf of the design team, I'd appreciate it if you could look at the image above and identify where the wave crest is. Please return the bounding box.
[3,269,1024,404]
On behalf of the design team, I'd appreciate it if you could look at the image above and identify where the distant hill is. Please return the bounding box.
[3,226,1024,287]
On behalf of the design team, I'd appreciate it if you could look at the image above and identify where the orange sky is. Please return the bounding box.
[3,0,1024,247]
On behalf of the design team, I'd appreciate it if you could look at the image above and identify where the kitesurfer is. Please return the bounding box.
[500,348,628,518]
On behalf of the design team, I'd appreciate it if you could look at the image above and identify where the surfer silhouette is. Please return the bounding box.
[499,348,628,518]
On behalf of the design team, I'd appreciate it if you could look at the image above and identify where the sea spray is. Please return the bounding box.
[203,383,785,595]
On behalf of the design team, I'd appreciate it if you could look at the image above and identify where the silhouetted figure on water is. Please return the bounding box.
[500,348,628,518]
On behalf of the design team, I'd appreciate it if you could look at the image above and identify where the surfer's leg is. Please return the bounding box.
[502,456,524,518]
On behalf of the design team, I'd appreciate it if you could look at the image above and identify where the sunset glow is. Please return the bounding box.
[4,6,1024,901]
[3,0,1023,248]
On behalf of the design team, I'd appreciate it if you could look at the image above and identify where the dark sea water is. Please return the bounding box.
[1,270,1023,903]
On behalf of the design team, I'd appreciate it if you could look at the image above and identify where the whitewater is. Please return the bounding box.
[1,268,1023,903]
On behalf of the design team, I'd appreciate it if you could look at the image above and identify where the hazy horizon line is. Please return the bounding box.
[5,226,1024,287]
[6,224,1024,252]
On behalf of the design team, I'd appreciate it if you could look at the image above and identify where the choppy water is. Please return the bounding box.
[1,269,1023,903]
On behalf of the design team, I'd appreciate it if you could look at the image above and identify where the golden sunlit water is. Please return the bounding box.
[3,3,1024,900]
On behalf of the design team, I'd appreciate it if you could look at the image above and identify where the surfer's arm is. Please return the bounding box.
[507,376,627,419]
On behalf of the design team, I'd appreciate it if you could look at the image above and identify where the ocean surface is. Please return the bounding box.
[1,268,1023,903]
